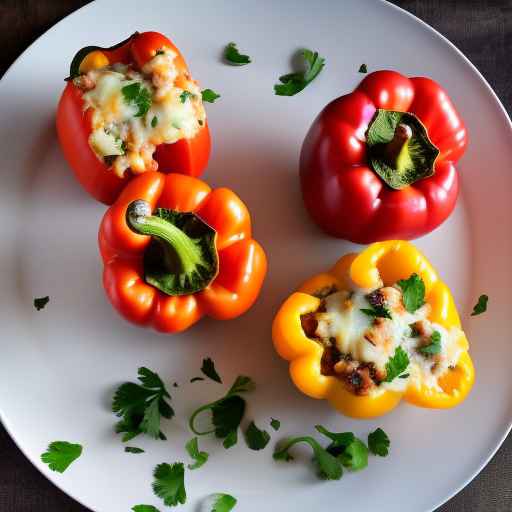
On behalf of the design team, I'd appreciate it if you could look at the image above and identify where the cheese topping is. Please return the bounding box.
[74,49,206,178]
[306,285,465,396]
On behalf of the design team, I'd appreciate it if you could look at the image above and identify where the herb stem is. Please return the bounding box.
[188,402,218,436]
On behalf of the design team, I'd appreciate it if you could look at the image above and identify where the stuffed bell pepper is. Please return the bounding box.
[272,240,474,418]
[57,31,211,204]
[300,70,467,243]
[99,172,267,333]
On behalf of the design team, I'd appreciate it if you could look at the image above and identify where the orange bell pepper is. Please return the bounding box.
[99,172,267,333]
[272,240,474,418]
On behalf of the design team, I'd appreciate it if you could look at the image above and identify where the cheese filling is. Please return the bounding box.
[74,49,206,178]
[302,285,465,396]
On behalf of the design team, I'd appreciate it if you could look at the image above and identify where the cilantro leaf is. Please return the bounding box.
[211,493,237,512]
[34,296,50,311]
[201,357,222,383]
[273,436,343,480]
[152,462,186,507]
[125,446,145,454]
[419,330,442,356]
[202,89,220,103]
[224,42,251,65]
[358,63,368,73]
[339,438,368,471]
[384,346,409,382]
[41,441,82,473]
[315,425,355,450]
[270,418,280,431]
[112,367,174,442]
[223,430,238,449]
[274,49,325,96]
[132,506,160,512]
[360,305,392,319]
[471,294,488,316]
[190,377,205,383]
[227,375,255,395]
[368,428,390,456]
[245,421,270,451]
[121,82,152,117]
[179,91,195,103]
[186,437,209,470]
[397,273,425,313]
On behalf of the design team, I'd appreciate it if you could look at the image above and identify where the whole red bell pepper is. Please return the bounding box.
[57,31,211,205]
[300,70,467,243]
[99,172,267,333]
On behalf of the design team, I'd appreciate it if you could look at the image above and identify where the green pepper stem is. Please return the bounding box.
[126,200,203,276]
[383,123,413,168]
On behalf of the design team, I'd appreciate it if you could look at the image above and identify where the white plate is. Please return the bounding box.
[1,1,511,511]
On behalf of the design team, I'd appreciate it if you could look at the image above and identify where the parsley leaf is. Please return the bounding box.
[274,49,325,96]
[228,375,255,395]
[223,430,238,449]
[211,493,237,512]
[202,89,221,103]
[152,462,186,507]
[112,367,174,442]
[360,305,392,319]
[186,437,209,470]
[224,42,251,65]
[34,296,49,311]
[41,441,82,473]
[270,418,280,431]
[201,357,222,383]
[245,421,270,451]
[368,428,390,456]
[419,330,442,356]
[190,377,205,383]
[384,346,409,382]
[121,82,152,117]
[397,273,425,313]
[315,425,355,450]
[339,438,368,471]
[358,63,368,73]
[471,294,488,316]
[179,91,195,103]
[132,506,160,512]
[125,446,145,454]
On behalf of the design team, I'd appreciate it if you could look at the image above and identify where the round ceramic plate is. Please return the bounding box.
[1,1,511,511]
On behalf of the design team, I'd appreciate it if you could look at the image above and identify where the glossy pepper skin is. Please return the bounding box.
[272,240,474,418]
[57,31,211,205]
[99,172,267,333]
[300,70,467,243]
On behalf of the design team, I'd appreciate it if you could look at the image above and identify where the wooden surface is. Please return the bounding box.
[0,1,511,510]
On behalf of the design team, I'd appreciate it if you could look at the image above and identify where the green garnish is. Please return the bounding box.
[34,296,49,311]
[360,305,392,319]
[358,63,368,73]
[41,441,82,473]
[397,273,425,313]
[368,428,390,457]
[224,42,251,65]
[384,346,409,382]
[201,357,222,383]
[151,116,158,128]
[315,425,355,449]
[189,376,255,449]
[409,324,420,337]
[190,377,205,383]
[211,494,237,512]
[419,330,442,356]
[121,82,152,117]
[152,462,186,507]
[112,367,173,442]
[274,49,325,96]
[471,294,488,316]
[316,425,367,471]
[186,437,209,470]
[179,90,195,103]
[245,421,270,451]
[125,446,145,454]
[132,505,160,512]
[399,373,410,379]
[270,418,280,431]
[202,89,221,103]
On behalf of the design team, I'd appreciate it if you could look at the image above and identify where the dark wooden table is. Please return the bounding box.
[0,1,510,510]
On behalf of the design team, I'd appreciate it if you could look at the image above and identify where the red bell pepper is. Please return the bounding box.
[57,31,211,205]
[300,70,467,243]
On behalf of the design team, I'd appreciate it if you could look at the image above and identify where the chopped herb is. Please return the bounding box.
[132,506,160,512]
[112,367,174,442]
[120,140,128,153]
[173,382,179,388]
[409,324,420,337]
[186,437,209,470]
[201,357,222,383]
[358,63,368,73]
[315,425,355,450]
[155,49,165,56]
[471,294,488,316]
[397,273,425,313]
[125,446,145,454]
[398,373,410,379]
[223,430,238,449]
[202,89,221,103]
[360,304,392,319]
[270,418,280,431]
[34,296,50,311]
[224,42,251,65]
[368,428,390,457]
[274,49,325,96]
[152,462,186,507]
[211,493,237,512]
[419,330,442,356]
[190,377,205,383]
[339,438,368,471]
[121,82,152,117]
[384,346,409,382]
[179,90,195,103]
[198,119,204,126]
[151,116,158,128]
[41,441,82,473]
[245,421,270,451]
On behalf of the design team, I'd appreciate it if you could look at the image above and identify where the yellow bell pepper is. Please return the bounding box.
[272,240,474,418]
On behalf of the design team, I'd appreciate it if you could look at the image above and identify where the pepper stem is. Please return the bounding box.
[383,123,413,169]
